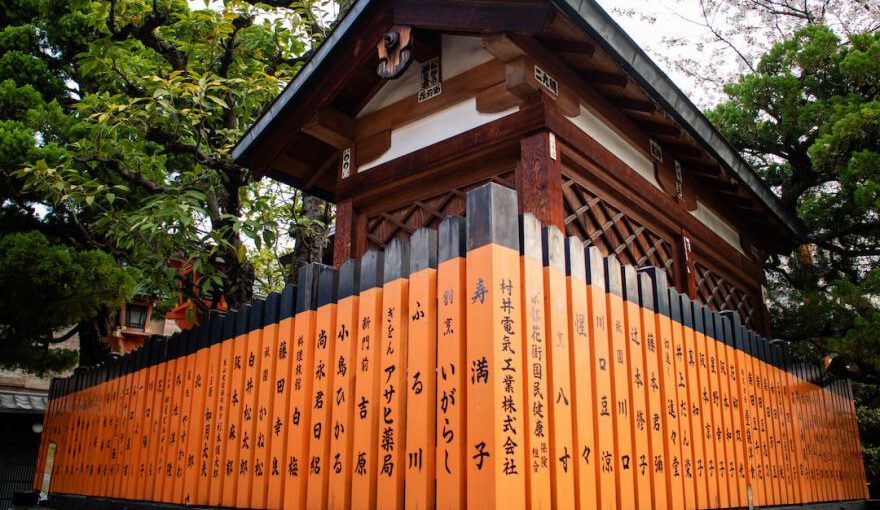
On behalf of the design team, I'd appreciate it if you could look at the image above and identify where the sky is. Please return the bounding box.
[595,0,720,104]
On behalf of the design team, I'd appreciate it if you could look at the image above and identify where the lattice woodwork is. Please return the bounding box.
[562,174,675,273]
[694,261,759,330]
[365,171,516,250]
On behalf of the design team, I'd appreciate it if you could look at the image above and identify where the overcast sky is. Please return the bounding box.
[596,0,715,103]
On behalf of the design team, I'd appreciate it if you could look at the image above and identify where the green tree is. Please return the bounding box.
[0,0,344,370]
[707,23,880,485]
[0,231,136,374]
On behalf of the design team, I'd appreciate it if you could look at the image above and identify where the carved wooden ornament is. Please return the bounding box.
[377,25,413,80]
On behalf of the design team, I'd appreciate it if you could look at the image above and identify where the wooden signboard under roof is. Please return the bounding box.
[232,0,806,333]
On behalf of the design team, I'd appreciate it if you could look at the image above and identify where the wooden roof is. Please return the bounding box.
[232,0,806,245]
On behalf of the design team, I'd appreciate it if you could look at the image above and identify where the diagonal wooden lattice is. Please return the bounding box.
[694,261,758,329]
[561,175,675,272]
[366,171,516,251]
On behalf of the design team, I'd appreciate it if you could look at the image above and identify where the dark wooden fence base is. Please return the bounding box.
[45,493,870,510]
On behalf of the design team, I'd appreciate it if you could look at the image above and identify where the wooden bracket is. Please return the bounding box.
[303,107,355,149]
[377,25,414,80]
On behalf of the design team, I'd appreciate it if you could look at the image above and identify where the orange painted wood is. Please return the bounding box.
[328,286,360,510]
[621,285,651,509]
[403,266,437,510]
[268,311,297,509]
[668,312,696,509]
[637,288,668,510]
[436,252,466,510]
[222,320,250,507]
[349,284,382,510]
[164,350,186,503]
[235,317,265,508]
[208,333,234,506]
[656,305,686,509]
[306,294,339,510]
[283,306,318,510]
[565,242,600,510]
[154,355,176,501]
[375,276,409,510]
[543,230,576,510]
[706,324,731,508]
[723,338,747,508]
[195,335,221,506]
[465,243,527,510]
[141,356,162,499]
[693,314,720,509]
[125,360,146,499]
[253,316,281,508]
[521,222,552,510]
[681,314,708,509]
[605,271,636,510]
[585,253,616,510]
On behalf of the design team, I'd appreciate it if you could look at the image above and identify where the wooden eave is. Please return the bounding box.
[232,0,806,250]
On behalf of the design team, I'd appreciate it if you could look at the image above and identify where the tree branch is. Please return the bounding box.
[107,0,188,71]
[50,325,81,344]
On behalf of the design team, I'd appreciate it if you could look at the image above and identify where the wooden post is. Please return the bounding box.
[350,251,384,510]
[328,259,361,510]
[520,215,552,510]
[405,229,438,510]
[636,271,668,510]
[335,199,355,268]
[436,217,467,510]
[516,132,563,231]
[621,265,652,510]
[465,182,527,510]
[565,237,599,510]
[543,226,577,510]
[267,285,297,508]
[283,265,321,510]
[253,293,282,508]
[221,305,250,507]
[306,267,339,510]
[376,239,410,510]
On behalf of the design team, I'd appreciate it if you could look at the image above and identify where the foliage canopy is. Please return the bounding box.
[0,0,339,371]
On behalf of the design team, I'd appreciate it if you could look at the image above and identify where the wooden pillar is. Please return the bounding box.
[516,131,564,231]
[334,199,355,268]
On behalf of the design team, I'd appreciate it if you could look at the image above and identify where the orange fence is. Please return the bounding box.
[35,183,866,509]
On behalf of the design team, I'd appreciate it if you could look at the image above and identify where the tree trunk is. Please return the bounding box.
[77,307,113,367]
[287,193,332,284]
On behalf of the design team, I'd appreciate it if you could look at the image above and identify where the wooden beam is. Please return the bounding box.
[539,37,596,57]
[635,119,681,138]
[303,107,355,149]
[581,70,627,87]
[393,0,554,33]
[412,28,441,62]
[339,103,544,202]
[276,153,311,176]
[663,141,703,158]
[609,96,656,113]
[304,153,338,191]
[506,34,656,162]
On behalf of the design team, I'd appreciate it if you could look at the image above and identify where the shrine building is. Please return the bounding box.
[232,0,804,333]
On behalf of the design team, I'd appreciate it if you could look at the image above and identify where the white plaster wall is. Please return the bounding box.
[690,201,745,254]
[566,105,660,190]
[360,98,518,172]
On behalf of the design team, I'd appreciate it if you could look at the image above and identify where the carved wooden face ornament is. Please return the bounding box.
[377,25,413,80]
